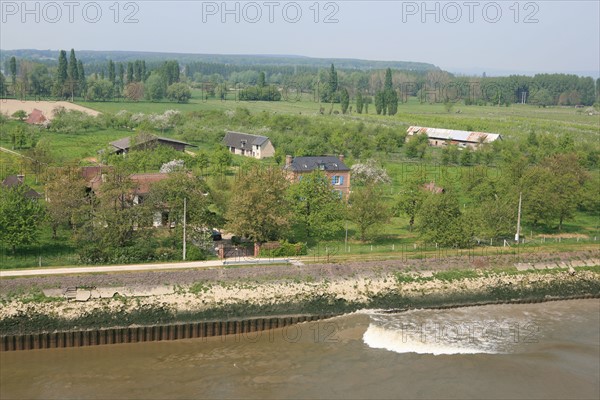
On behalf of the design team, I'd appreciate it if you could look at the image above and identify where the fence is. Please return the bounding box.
[306,236,600,264]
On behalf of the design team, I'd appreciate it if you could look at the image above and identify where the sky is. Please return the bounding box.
[1,0,599,76]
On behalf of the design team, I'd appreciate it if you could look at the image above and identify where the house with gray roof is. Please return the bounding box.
[284,155,351,197]
[223,131,275,159]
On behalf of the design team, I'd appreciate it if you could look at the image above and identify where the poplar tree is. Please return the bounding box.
[356,92,364,114]
[9,56,17,89]
[67,49,79,98]
[108,60,116,85]
[55,50,68,97]
[77,60,86,94]
[340,88,350,114]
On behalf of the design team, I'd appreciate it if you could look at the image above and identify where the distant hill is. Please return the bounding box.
[0,49,440,72]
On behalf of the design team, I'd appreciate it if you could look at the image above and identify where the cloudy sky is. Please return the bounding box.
[1,0,599,76]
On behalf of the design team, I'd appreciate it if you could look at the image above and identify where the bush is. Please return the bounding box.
[260,240,307,257]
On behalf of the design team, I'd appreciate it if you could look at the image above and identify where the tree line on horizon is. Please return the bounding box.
[1,50,599,107]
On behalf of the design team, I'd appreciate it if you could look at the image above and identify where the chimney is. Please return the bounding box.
[16,174,25,184]
[285,155,293,167]
[338,154,345,163]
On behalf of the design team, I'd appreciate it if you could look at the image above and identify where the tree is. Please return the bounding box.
[0,72,7,97]
[416,191,473,248]
[161,61,180,86]
[356,92,364,114]
[348,183,390,241]
[9,56,17,91]
[522,153,587,230]
[405,134,429,158]
[166,82,192,103]
[0,184,46,252]
[375,91,385,115]
[395,170,427,231]
[68,49,78,89]
[134,60,143,82]
[384,68,393,91]
[148,172,219,250]
[288,171,345,240]
[211,146,232,177]
[225,165,290,243]
[350,159,391,185]
[328,63,338,98]
[12,110,27,121]
[55,50,68,97]
[340,88,350,114]
[463,167,516,239]
[460,147,473,166]
[386,89,398,115]
[118,63,125,89]
[258,71,266,88]
[77,60,86,95]
[44,167,89,239]
[75,165,154,263]
[108,59,116,86]
[124,82,144,101]
[85,79,114,101]
[29,64,53,97]
[530,88,553,107]
[145,72,166,101]
[127,62,134,83]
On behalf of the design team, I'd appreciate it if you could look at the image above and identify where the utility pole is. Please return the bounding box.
[345,221,348,252]
[183,197,187,261]
[515,192,522,243]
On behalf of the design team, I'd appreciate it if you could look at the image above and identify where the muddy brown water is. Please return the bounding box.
[1,299,598,399]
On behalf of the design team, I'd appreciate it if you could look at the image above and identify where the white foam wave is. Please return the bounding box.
[362,324,498,355]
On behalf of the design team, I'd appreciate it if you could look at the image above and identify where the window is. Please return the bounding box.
[331,176,344,186]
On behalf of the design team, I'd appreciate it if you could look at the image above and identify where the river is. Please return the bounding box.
[1,299,598,399]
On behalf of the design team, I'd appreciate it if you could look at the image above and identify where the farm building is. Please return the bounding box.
[406,126,502,149]
[223,131,275,159]
[1,175,41,199]
[25,109,48,125]
[108,135,195,155]
[284,155,351,198]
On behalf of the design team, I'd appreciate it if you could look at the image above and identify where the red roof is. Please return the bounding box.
[130,173,170,195]
[25,109,47,124]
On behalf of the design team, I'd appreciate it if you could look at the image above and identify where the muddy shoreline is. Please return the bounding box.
[1,250,599,336]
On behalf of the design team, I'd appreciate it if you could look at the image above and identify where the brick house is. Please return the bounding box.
[284,155,351,197]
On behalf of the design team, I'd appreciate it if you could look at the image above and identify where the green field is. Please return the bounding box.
[76,90,600,143]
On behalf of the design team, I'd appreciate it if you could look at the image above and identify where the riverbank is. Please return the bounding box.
[1,251,599,337]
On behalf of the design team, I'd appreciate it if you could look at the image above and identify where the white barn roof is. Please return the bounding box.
[407,126,502,144]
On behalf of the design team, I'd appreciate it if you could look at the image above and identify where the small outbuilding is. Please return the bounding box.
[109,134,195,155]
[25,109,48,125]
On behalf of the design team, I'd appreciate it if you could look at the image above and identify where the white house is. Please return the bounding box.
[223,131,275,159]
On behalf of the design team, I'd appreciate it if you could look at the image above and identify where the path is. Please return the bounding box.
[0,257,302,278]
